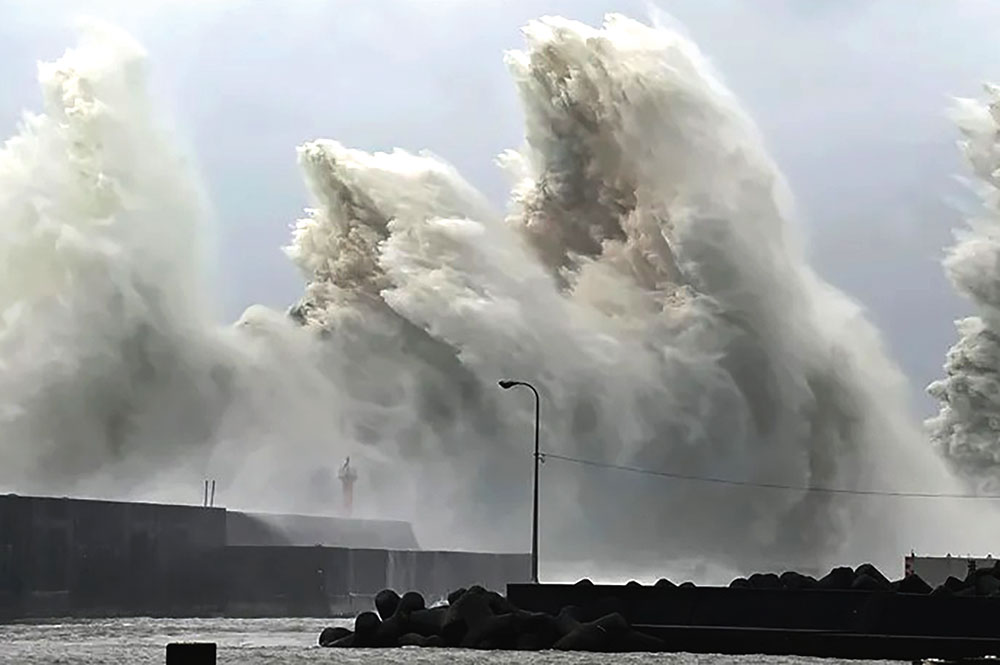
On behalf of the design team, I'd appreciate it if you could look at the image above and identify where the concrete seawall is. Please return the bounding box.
[0,494,226,617]
[507,584,1000,638]
[0,494,529,619]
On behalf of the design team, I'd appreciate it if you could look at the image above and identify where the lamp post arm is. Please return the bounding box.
[498,379,541,584]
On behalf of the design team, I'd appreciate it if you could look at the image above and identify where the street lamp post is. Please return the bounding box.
[498,379,541,584]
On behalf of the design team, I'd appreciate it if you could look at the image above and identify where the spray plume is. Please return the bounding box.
[0,14,992,576]
[928,85,1000,493]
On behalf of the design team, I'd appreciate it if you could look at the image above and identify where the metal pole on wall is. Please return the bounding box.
[498,379,541,584]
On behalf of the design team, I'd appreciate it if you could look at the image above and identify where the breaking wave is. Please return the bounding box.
[0,15,991,574]
[928,85,1000,493]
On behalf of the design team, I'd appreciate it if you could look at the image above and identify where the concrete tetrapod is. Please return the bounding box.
[318,585,663,651]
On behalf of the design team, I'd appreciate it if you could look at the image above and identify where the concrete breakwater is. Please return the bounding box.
[322,564,1000,657]
[0,494,529,619]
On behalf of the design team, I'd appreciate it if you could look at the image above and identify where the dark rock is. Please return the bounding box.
[854,563,891,589]
[447,588,467,605]
[625,580,642,588]
[818,566,855,590]
[353,611,382,647]
[679,581,696,588]
[896,574,932,595]
[514,610,555,630]
[972,566,997,580]
[977,574,1000,596]
[729,577,751,589]
[748,573,781,590]
[944,576,968,592]
[513,611,559,647]
[553,624,610,652]
[318,626,352,647]
[354,610,380,634]
[851,573,890,592]
[398,591,425,614]
[967,566,998,593]
[779,572,801,590]
[592,612,630,635]
[408,607,447,637]
[575,578,594,586]
[375,589,401,620]
[931,584,954,597]
[654,578,676,588]
[779,571,817,590]
[485,590,515,615]
[800,574,819,589]
[397,631,443,648]
[442,587,494,645]
[555,605,583,637]
[397,632,428,647]
[374,615,407,647]
[553,613,630,652]
[326,633,356,648]
[461,613,518,649]
[375,593,424,647]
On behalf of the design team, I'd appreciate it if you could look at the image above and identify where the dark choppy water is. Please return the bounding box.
[0,618,899,665]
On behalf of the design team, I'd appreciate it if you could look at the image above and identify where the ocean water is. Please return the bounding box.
[0,618,893,665]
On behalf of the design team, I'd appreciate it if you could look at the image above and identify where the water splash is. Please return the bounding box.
[0,21,223,490]
[928,84,1000,492]
[0,14,991,574]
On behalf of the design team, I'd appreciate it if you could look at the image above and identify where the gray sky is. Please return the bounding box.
[1,0,999,416]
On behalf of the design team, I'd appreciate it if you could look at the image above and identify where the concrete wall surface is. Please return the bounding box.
[507,584,1000,638]
[0,494,530,619]
[0,494,226,618]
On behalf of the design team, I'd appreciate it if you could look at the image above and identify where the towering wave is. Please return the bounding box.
[0,22,361,513]
[0,14,990,573]
[927,85,1000,490]
[0,22,225,491]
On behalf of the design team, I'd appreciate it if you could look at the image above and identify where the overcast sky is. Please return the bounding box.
[1,0,999,416]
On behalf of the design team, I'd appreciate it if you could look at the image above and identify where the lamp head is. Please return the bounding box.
[498,380,515,389]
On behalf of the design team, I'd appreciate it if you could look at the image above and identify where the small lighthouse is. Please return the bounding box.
[338,456,357,516]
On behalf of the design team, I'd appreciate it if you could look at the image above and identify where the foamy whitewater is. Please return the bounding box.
[928,85,1000,492]
[0,15,993,577]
